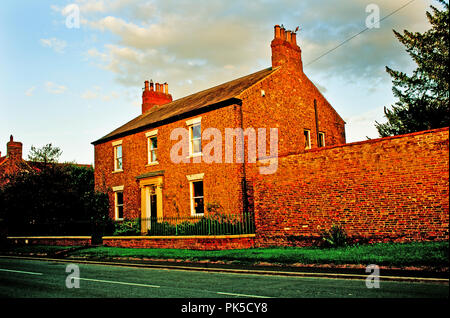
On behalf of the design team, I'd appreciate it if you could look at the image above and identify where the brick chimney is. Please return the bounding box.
[142,80,173,114]
[271,25,302,71]
[6,135,22,161]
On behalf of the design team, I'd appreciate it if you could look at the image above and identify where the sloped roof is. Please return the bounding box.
[92,67,277,145]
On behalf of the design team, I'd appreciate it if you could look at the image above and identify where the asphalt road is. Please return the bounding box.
[0,257,448,298]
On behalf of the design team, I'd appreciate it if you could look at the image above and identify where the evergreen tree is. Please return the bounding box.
[375,0,449,137]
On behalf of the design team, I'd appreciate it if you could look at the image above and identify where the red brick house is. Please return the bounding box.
[92,25,346,233]
[0,135,92,185]
[0,135,42,185]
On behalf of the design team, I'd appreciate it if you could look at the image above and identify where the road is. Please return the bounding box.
[0,257,448,298]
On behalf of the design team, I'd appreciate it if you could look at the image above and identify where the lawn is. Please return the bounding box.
[2,241,448,267]
[69,241,449,267]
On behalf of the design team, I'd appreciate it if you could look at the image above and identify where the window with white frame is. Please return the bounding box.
[113,140,123,171]
[146,130,158,164]
[186,117,202,156]
[318,132,325,148]
[190,180,204,215]
[304,129,311,150]
[113,186,124,220]
[187,173,205,216]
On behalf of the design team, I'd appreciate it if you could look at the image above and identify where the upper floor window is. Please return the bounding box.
[149,136,157,163]
[146,130,158,165]
[186,117,202,156]
[112,140,123,171]
[318,132,325,148]
[304,129,311,150]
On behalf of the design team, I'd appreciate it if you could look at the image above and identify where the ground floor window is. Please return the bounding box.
[190,180,204,215]
[115,191,124,220]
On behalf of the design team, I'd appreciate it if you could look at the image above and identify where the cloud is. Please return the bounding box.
[45,81,67,94]
[81,89,99,99]
[60,0,435,99]
[25,86,36,96]
[40,38,67,53]
[81,86,120,101]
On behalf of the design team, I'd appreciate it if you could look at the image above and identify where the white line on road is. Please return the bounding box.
[216,291,269,298]
[75,277,160,288]
[0,268,43,276]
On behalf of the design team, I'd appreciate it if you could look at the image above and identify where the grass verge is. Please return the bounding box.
[3,241,447,268]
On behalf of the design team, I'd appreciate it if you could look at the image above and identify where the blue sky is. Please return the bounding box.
[0,0,438,164]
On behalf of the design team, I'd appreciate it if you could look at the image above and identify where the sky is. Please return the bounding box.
[0,0,440,165]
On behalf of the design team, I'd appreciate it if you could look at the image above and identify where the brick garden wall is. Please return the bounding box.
[253,127,449,247]
[7,236,92,246]
[102,235,255,250]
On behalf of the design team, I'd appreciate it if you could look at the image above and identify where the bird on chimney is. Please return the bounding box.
[295,26,300,33]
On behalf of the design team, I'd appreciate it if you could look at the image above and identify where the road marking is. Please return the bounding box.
[75,277,160,288]
[216,291,269,298]
[0,268,43,276]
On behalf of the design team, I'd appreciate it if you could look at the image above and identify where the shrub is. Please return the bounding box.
[113,218,141,236]
[320,224,348,248]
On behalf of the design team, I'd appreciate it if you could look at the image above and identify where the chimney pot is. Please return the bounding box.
[274,25,281,39]
[291,32,297,46]
[144,80,149,91]
[10,135,13,142]
[164,83,168,94]
[280,27,286,40]
[286,31,292,43]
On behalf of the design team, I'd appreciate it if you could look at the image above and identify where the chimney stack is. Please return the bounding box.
[271,24,302,71]
[142,79,173,114]
[6,135,23,161]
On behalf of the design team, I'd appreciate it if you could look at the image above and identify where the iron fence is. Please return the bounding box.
[140,213,255,236]
[3,213,256,238]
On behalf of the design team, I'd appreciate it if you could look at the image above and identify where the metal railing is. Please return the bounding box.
[140,213,255,236]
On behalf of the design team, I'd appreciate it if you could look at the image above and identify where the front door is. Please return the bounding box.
[150,191,158,219]
[139,176,163,234]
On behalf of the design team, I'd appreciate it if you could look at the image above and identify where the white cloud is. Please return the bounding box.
[49,0,436,103]
[45,81,68,94]
[25,86,36,96]
[81,90,99,99]
[40,38,67,54]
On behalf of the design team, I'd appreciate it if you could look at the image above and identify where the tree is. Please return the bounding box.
[375,0,449,137]
[28,143,62,165]
[0,164,110,236]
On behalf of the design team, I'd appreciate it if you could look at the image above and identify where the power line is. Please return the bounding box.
[304,0,417,67]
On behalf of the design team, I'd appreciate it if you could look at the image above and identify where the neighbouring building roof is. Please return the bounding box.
[92,67,277,145]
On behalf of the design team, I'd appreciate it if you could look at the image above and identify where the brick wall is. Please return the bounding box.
[7,236,92,246]
[253,128,449,247]
[102,235,255,250]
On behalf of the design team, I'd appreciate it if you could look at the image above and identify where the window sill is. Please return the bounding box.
[146,161,159,167]
[112,169,123,174]
[187,153,203,159]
